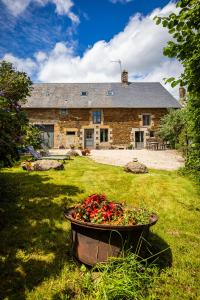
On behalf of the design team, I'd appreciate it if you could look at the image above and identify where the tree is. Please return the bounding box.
[158,108,189,152]
[0,61,34,167]
[154,0,200,175]
[23,124,42,149]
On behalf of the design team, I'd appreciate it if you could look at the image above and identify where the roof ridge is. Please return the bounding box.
[32,82,162,85]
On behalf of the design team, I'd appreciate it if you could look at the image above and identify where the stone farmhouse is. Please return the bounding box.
[23,71,181,149]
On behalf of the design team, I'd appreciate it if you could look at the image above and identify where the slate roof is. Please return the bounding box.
[24,82,181,109]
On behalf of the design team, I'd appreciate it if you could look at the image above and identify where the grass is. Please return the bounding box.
[0,157,199,299]
[80,252,160,300]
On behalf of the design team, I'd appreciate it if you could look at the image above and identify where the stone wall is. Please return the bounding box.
[25,107,167,148]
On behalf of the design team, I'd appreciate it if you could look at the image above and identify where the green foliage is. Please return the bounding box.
[23,124,42,149]
[0,61,33,167]
[158,108,188,149]
[123,206,152,225]
[154,0,200,176]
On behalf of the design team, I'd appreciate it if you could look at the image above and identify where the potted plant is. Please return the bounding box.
[81,148,91,156]
[64,194,158,266]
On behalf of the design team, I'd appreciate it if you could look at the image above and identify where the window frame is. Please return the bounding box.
[150,131,155,137]
[142,114,151,126]
[66,131,76,136]
[107,90,114,96]
[59,108,68,116]
[92,110,101,124]
[80,91,88,96]
[100,128,108,143]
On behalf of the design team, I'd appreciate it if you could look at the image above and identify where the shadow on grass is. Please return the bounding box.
[141,232,173,270]
[51,288,76,300]
[0,171,83,300]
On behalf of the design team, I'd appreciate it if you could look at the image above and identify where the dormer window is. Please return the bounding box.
[81,91,88,96]
[60,108,68,116]
[107,90,114,96]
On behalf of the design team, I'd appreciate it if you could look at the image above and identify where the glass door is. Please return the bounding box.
[135,131,144,149]
[84,129,94,148]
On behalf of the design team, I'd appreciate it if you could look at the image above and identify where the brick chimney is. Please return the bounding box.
[121,70,128,84]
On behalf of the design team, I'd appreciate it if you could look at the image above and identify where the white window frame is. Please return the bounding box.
[100,128,108,142]
[142,114,151,126]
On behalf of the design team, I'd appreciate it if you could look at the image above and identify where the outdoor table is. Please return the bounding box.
[149,142,159,150]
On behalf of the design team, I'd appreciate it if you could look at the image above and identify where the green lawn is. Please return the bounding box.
[0,157,199,299]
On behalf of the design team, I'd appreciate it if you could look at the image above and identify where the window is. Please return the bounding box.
[66,131,75,135]
[92,111,101,124]
[81,91,88,96]
[142,114,151,126]
[60,108,68,116]
[150,131,155,137]
[100,129,108,142]
[107,90,114,96]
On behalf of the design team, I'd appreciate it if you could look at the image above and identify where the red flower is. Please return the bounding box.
[102,210,113,221]
[90,208,99,219]
[86,207,92,213]
[72,194,136,225]
[103,204,109,211]
[109,202,116,210]
[100,194,106,201]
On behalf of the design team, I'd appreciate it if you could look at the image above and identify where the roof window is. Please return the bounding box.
[59,108,68,116]
[107,90,114,96]
[81,91,88,96]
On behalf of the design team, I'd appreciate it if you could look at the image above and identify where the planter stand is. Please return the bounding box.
[64,208,158,266]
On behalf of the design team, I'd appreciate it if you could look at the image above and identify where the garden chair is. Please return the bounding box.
[40,143,51,156]
[27,146,70,161]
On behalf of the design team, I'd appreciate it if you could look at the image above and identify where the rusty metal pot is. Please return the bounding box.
[64,207,158,266]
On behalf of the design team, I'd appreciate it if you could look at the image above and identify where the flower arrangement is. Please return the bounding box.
[71,194,152,225]
[81,148,91,156]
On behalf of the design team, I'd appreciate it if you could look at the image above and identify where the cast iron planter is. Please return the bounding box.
[64,207,158,266]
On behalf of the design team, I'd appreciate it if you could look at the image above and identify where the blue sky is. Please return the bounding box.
[0,0,182,96]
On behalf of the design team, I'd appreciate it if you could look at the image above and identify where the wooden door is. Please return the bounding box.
[66,131,76,148]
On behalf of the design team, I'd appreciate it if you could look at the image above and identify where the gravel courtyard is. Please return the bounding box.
[89,149,184,170]
[50,149,184,170]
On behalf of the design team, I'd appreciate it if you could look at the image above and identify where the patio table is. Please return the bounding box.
[149,142,159,150]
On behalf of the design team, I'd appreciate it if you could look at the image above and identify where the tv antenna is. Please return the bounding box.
[111,59,122,73]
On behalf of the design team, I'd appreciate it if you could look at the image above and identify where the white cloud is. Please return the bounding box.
[1,0,31,16]
[34,51,47,62]
[1,0,79,23]
[36,2,181,97]
[135,60,183,97]
[2,53,37,75]
[110,0,133,4]
[50,0,79,23]
[1,2,182,98]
